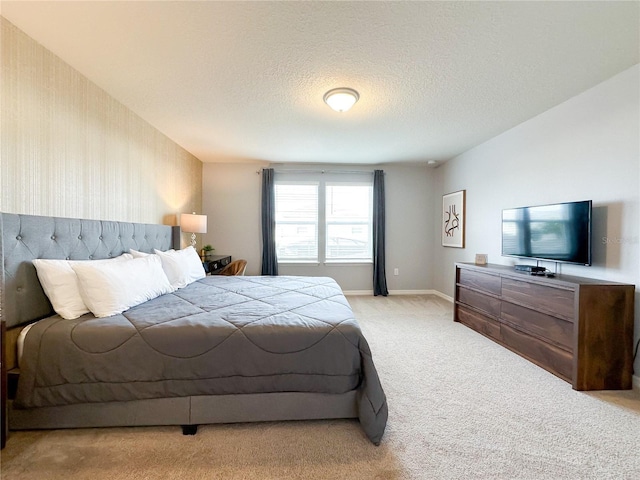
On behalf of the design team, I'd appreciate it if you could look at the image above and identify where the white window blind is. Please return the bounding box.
[325,183,373,261]
[275,182,319,262]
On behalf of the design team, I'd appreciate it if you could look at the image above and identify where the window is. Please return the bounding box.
[325,184,372,261]
[274,175,373,263]
[275,182,319,262]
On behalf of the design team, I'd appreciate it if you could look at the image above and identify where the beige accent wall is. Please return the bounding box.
[0,17,202,225]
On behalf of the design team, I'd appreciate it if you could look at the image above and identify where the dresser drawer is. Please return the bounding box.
[501,279,574,321]
[501,324,573,381]
[457,305,501,341]
[501,302,573,352]
[458,268,501,296]
[457,287,501,317]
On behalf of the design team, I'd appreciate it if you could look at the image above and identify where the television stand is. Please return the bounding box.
[454,263,635,390]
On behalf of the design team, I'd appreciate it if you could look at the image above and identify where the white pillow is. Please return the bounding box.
[129,249,150,258]
[130,249,175,258]
[153,246,205,289]
[32,254,133,320]
[72,255,174,318]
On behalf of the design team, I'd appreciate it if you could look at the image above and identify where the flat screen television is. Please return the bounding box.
[502,200,592,266]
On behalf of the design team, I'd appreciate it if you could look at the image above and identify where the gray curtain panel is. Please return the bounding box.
[261,168,278,275]
[373,170,389,296]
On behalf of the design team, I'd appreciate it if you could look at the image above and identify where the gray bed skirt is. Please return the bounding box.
[10,391,358,430]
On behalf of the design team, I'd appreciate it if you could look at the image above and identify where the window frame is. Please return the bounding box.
[274,173,373,265]
[274,180,320,263]
[324,181,374,263]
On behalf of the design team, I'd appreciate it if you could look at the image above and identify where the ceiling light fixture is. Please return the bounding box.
[323,88,360,112]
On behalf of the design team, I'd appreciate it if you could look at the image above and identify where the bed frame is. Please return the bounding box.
[0,213,357,435]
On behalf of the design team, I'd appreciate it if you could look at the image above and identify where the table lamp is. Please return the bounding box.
[180,212,207,248]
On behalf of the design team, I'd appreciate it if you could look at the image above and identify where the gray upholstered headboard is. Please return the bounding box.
[0,213,181,328]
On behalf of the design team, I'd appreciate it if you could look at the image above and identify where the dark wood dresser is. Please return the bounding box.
[454,262,634,390]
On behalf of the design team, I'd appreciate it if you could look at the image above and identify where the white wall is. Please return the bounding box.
[386,165,435,292]
[432,65,640,373]
[201,163,265,275]
[203,65,638,371]
[202,163,434,292]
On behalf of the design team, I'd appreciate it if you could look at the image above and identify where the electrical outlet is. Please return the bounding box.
[394,268,399,276]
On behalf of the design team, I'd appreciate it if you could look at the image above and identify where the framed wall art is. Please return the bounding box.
[442,190,465,248]
[475,254,488,265]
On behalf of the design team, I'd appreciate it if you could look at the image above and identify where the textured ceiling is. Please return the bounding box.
[2,1,639,165]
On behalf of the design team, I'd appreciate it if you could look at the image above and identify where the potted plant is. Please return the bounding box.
[202,244,215,260]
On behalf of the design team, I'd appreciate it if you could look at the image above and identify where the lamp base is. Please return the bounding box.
[190,232,196,248]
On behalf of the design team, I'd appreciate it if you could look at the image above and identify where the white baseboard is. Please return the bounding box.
[343,290,374,296]
[389,289,431,295]
[344,289,434,296]
[344,289,452,302]
[429,290,453,302]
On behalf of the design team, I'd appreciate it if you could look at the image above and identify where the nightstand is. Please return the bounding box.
[1,321,6,449]
[204,255,231,275]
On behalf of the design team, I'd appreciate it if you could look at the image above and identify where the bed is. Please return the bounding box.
[0,213,387,444]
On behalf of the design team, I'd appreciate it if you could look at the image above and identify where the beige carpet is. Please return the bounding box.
[2,295,639,479]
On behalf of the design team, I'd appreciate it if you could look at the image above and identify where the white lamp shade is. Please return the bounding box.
[323,88,359,112]
[180,213,207,233]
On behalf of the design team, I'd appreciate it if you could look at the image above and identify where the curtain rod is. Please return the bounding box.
[256,169,377,175]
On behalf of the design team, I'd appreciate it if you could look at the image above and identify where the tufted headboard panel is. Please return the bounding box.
[0,213,181,328]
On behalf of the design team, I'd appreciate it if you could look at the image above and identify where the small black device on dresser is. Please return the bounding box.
[514,265,546,273]
[204,255,231,275]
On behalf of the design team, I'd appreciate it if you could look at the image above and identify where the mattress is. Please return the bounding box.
[17,322,35,368]
[15,275,387,443]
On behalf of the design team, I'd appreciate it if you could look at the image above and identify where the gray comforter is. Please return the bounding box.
[15,275,387,443]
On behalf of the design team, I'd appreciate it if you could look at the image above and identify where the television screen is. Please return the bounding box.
[502,200,592,265]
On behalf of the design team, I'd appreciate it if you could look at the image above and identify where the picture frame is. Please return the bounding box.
[475,254,488,265]
[442,190,465,248]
